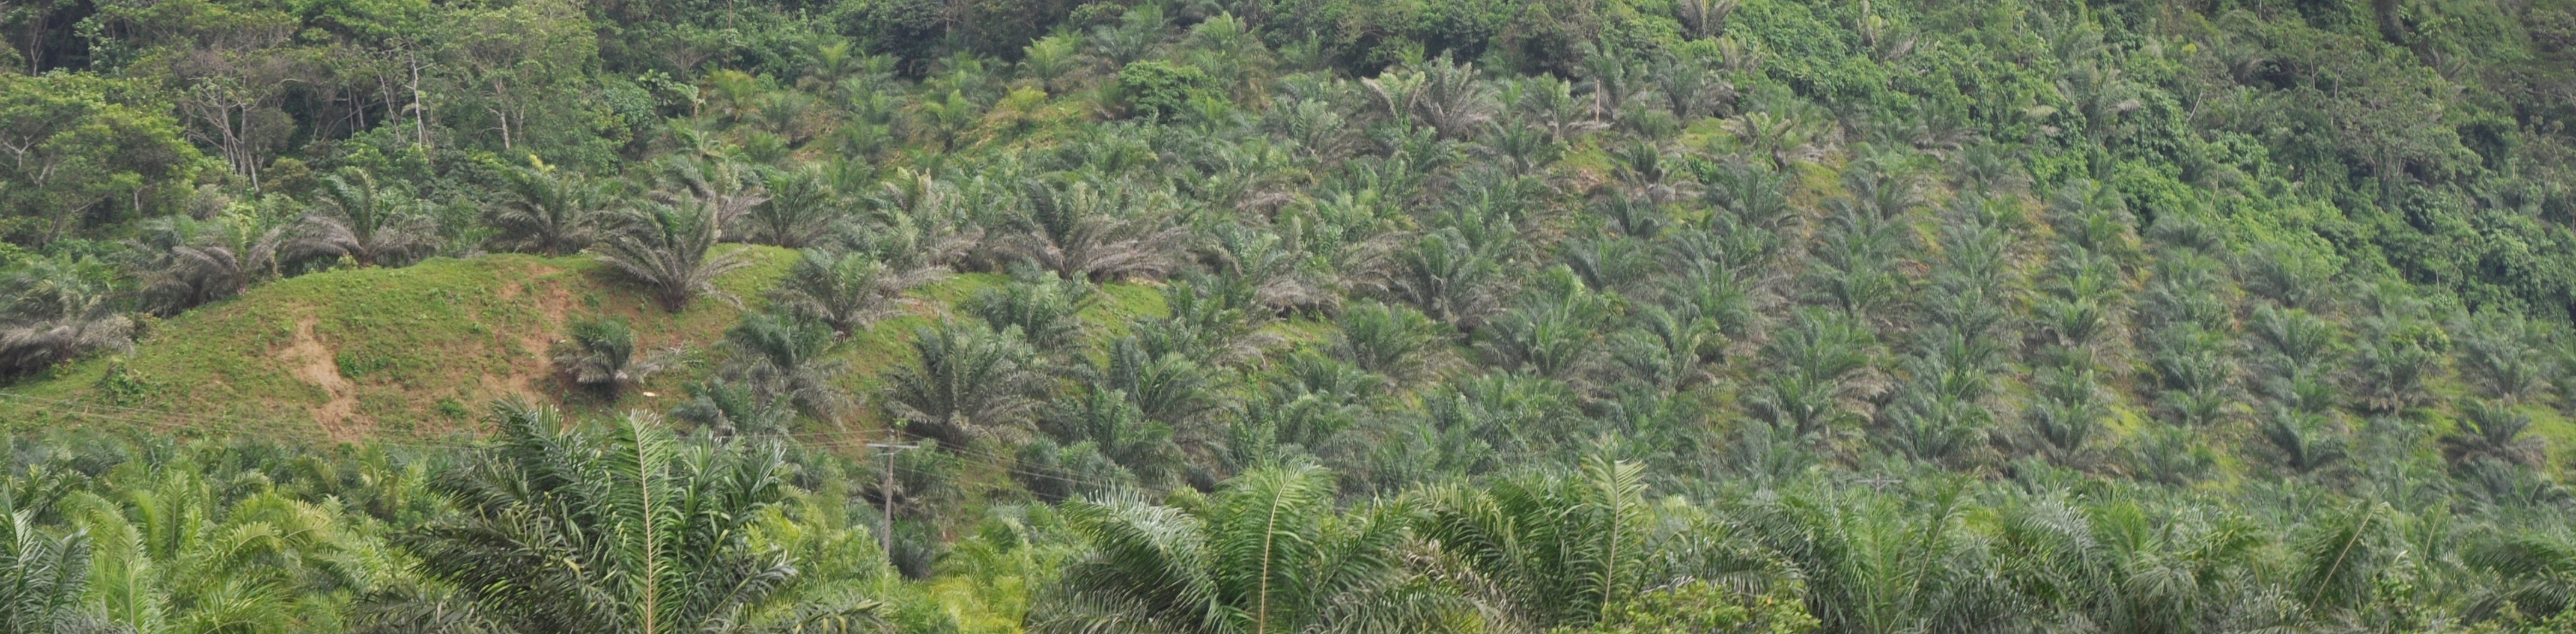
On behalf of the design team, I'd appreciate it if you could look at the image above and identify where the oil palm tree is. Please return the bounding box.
[1698,159,1794,230]
[55,456,388,634]
[1799,201,1909,322]
[2046,181,2139,257]
[1098,337,1217,427]
[1331,302,1446,385]
[2147,324,2236,427]
[597,193,758,312]
[2342,283,2444,415]
[1474,288,1609,384]
[2351,326,2443,415]
[1037,385,1188,491]
[744,166,845,249]
[1202,223,1335,315]
[285,167,440,269]
[853,169,980,278]
[1560,236,1657,296]
[1679,0,1741,38]
[2014,392,2107,469]
[125,213,284,316]
[2443,400,2545,469]
[2467,528,2576,623]
[1612,303,1722,392]
[2256,406,2349,477]
[1409,456,1663,630]
[964,271,1092,356]
[2248,305,2344,412]
[0,492,102,634]
[1651,52,1736,121]
[2032,246,2127,353]
[995,178,1187,283]
[1364,53,1495,140]
[670,377,795,439]
[2237,242,2336,309]
[1742,484,2018,634]
[398,401,879,634]
[1876,385,1991,466]
[653,154,768,228]
[551,317,681,401]
[1722,109,1829,172]
[0,257,134,380]
[2290,502,2396,620]
[1028,463,1449,634]
[1609,141,1689,204]
[1990,496,2267,633]
[2454,309,2553,404]
[1375,230,1504,329]
[1129,280,1282,370]
[768,250,904,337]
[1228,350,1387,468]
[1088,3,1165,66]
[881,319,1048,447]
[721,313,856,424]
[485,156,615,256]
[1751,308,1877,437]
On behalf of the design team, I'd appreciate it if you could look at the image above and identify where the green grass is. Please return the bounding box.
[0,248,1176,445]
[1,247,793,440]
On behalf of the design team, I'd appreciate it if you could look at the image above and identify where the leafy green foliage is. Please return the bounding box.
[770,250,905,337]
[396,401,882,634]
[882,319,1046,447]
[0,490,100,633]
[0,73,202,247]
[12,0,2576,631]
[1030,463,1439,634]
[551,316,680,400]
[485,156,615,257]
[1115,61,1219,121]
[597,194,761,312]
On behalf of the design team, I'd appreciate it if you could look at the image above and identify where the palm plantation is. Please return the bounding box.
[6,0,2576,632]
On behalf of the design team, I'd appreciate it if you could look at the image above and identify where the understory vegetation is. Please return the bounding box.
[8,0,2576,631]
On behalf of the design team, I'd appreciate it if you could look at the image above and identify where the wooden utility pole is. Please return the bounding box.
[869,442,920,561]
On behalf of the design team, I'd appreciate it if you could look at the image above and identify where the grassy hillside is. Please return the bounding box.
[0,247,1177,443]
[0,248,794,440]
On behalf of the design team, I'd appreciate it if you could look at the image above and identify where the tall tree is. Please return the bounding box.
[0,73,202,246]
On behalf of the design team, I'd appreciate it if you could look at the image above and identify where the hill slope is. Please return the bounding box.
[0,246,1173,443]
[1,248,792,440]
